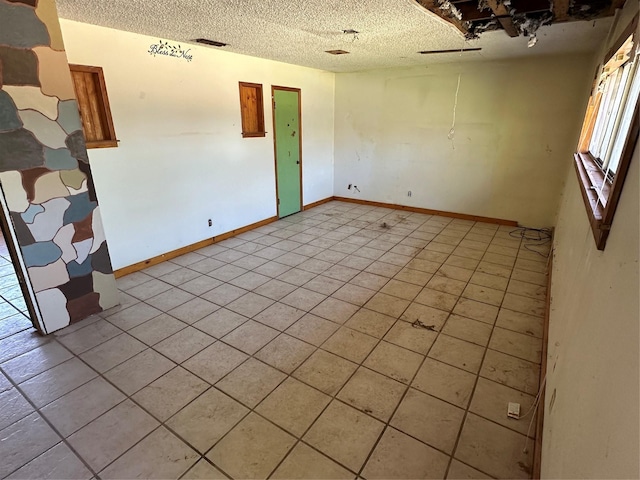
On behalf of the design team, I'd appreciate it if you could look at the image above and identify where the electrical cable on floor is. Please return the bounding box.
[509,227,552,258]
[521,371,547,454]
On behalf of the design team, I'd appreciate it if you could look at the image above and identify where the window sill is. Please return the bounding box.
[573,152,609,250]
[86,140,119,149]
[241,132,266,138]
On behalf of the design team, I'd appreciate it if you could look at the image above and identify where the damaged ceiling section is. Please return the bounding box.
[416,0,625,41]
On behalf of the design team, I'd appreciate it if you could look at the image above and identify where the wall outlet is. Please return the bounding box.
[208,219,213,227]
[407,190,412,197]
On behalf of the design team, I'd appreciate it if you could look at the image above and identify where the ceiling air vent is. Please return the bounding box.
[419,48,482,55]
[325,49,350,55]
[194,38,228,47]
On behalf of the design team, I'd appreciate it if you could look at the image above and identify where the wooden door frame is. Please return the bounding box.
[271,85,303,217]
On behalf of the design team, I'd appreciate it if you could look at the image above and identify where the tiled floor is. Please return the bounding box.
[0,201,549,479]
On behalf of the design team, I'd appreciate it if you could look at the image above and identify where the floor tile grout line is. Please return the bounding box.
[0,361,101,480]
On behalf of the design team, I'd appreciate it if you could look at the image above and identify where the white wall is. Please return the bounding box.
[542,2,639,477]
[333,55,592,227]
[59,20,335,269]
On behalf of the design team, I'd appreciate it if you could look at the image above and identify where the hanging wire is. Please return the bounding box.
[448,73,461,148]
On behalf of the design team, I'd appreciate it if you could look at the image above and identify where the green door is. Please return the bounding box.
[273,88,301,218]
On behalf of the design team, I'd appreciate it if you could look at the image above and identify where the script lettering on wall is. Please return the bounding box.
[148,40,193,62]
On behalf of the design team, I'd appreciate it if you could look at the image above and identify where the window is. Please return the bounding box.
[69,64,118,149]
[574,14,639,250]
[238,82,265,138]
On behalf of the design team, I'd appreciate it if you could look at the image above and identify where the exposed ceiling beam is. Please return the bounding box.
[553,0,570,22]
[485,0,519,37]
[415,0,468,36]
[608,0,626,15]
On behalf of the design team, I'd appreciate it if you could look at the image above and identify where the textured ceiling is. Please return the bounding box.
[55,0,613,72]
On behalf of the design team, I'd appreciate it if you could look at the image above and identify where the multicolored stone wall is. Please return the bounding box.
[0,0,118,333]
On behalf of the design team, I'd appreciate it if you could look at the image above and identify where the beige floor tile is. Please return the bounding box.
[293,350,357,395]
[502,293,545,317]
[254,278,298,300]
[0,413,61,479]
[363,293,410,318]
[256,377,331,437]
[405,258,441,274]
[281,288,327,311]
[145,287,195,312]
[437,264,473,283]
[337,367,406,422]
[216,358,286,408]
[128,314,186,346]
[104,348,175,395]
[364,341,423,384]
[489,327,542,364]
[277,268,317,286]
[169,297,220,324]
[507,279,547,301]
[106,302,162,331]
[41,377,125,437]
[153,327,215,363]
[482,252,515,268]
[446,459,492,479]
[462,283,505,307]
[452,246,484,260]
[6,442,92,480]
[426,274,467,296]
[332,283,377,306]
[412,358,476,408]
[2,342,74,384]
[390,388,464,454]
[19,357,97,408]
[207,413,296,480]
[132,366,209,421]
[208,264,248,282]
[514,258,547,273]
[350,272,389,291]
[304,400,384,472]
[469,271,509,291]
[323,265,360,282]
[286,314,340,346]
[379,278,420,301]
[322,327,378,363]
[226,292,274,317]
[442,314,493,347]
[184,258,225,276]
[445,255,480,271]
[0,387,33,431]
[201,283,247,306]
[229,271,271,290]
[383,320,437,354]
[126,279,172,301]
[414,288,458,312]
[166,388,248,454]
[254,302,305,331]
[496,308,543,338]
[362,427,449,479]
[344,308,396,338]
[339,255,374,271]
[298,258,333,274]
[452,298,499,325]
[100,427,198,479]
[221,319,279,354]
[480,349,540,395]
[79,333,146,373]
[180,274,223,295]
[400,303,449,330]
[255,333,315,374]
[311,297,359,324]
[455,413,533,479]
[476,261,512,278]
[271,442,354,479]
[182,459,227,479]
[182,341,247,384]
[511,269,548,287]
[469,377,536,436]
[192,308,247,339]
[56,319,121,354]
[68,400,158,472]
[428,334,485,374]
[378,251,412,267]
[393,268,433,287]
[304,275,346,296]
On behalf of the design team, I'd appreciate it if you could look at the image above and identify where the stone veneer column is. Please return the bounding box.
[0,0,118,333]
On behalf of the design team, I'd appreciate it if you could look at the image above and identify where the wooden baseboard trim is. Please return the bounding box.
[533,251,553,479]
[113,215,278,278]
[303,196,334,210]
[333,196,518,226]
